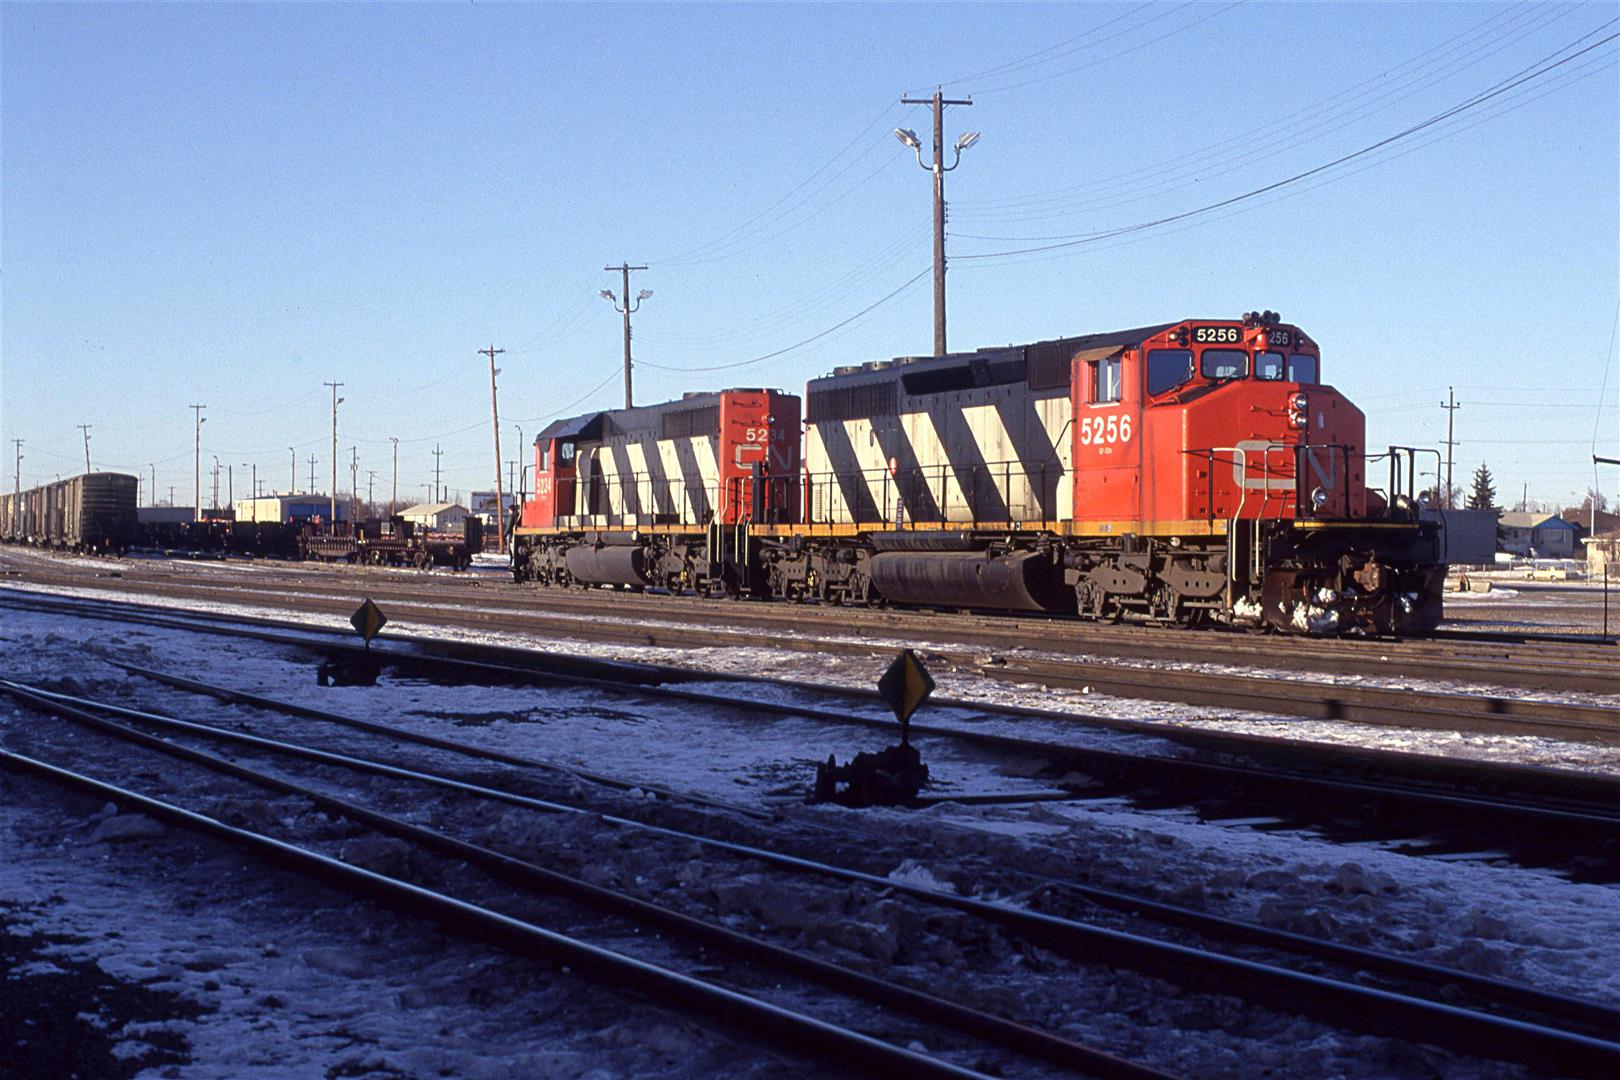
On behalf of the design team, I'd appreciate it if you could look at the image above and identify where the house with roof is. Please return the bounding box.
[399,502,469,532]
[1497,511,1576,558]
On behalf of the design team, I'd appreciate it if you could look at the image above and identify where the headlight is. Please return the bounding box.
[1291,392,1309,411]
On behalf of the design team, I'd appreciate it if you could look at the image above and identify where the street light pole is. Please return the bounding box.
[478,344,507,554]
[389,436,399,515]
[325,381,344,524]
[601,264,651,409]
[897,88,976,357]
[190,405,206,522]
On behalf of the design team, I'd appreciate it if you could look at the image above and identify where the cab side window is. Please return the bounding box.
[1147,349,1194,395]
[559,440,576,465]
[1287,354,1319,384]
[540,446,551,471]
[1090,356,1122,403]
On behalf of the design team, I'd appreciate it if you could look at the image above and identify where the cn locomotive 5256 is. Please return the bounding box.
[512,313,1446,634]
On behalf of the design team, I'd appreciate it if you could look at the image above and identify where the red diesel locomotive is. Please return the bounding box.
[512,312,1446,634]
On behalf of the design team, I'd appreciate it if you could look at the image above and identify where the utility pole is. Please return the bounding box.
[514,424,525,502]
[77,424,92,474]
[898,87,976,357]
[168,485,175,507]
[149,464,156,507]
[227,464,234,509]
[246,462,257,505]
[478,344,508,554]
[190,405,206,522]
[11,440,20,535]
[389,436,399,515]
[367,470,376,510]
[289,448,296,495]
[308,454,319,496]
[1439,387,1461,509]
[325,381,344,524]
[433,444,444,504]
[211,456,220,513]
[350,446,359,522]
[600,264,651,409]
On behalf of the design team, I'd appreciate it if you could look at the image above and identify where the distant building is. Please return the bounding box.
[233,494,348,524]
[400,502,469,531]
[1497,511,1577,558]
[1583,534,1619,578]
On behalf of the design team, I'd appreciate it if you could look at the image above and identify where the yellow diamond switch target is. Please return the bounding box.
[351,598,388,643]
[877,648,935,723]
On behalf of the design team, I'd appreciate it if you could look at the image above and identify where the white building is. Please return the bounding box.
[232,494,348,524]
[399,502,469,532]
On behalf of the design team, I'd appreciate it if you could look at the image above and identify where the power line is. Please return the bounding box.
[956,2,1567,219]
[954,22,1617,263]
[639,266,931,374]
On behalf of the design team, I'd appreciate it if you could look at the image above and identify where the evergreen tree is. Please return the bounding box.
[1468,462,1498,511]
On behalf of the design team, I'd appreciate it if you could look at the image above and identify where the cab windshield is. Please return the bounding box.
[1200,348,1248,379]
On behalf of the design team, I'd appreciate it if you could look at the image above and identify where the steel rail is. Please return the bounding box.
[7,574,1617,741]
[110,654,1620,841]
[0,695,1159,1079]
[6,681,1618,1073]
[6,586,1620,869]
[0,746,1000,1080]
[9,587,1619,812]
[5,558,1618,696]
[108,661,769,822]
[109,662,1620,1036]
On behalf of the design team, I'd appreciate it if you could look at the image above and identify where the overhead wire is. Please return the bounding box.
[956,1,1561,217]
[924,2,1160,89]
[638,266,932,373]
[951,23,1618,263]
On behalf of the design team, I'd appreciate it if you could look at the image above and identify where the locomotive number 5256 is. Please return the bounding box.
[1079,414,1132,446]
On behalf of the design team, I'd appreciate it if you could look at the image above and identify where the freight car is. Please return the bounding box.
[299,516,483,570]
[0,473,139,553]
[520,312,1445,634]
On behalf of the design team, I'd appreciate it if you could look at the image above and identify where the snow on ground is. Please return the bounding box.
[4,601,1620,1076]
[6,577,1620,780]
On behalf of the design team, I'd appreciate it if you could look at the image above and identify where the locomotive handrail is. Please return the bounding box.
[802,458,1059,529]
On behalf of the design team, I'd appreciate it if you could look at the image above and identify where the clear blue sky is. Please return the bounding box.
[4,2,1616,511]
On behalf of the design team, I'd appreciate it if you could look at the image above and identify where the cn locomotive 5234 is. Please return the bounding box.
[512,313,1446,634]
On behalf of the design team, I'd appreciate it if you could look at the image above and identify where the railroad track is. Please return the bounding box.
[4,578,1617,746]
[4,674,1619,1076]
[3,547,1615,694]
[6,587,1619,884]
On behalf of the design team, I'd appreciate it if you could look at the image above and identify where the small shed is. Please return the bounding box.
[400,502,469,532]
[1583,534,1619,578]
[1497,512,1577,558]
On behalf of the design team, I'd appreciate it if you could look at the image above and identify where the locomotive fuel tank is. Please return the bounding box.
[564,534,653,587]
[869,549,1067,612]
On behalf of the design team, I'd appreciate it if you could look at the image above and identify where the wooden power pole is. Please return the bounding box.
[479,344,507,554]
